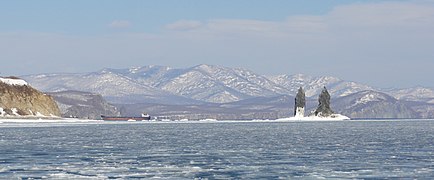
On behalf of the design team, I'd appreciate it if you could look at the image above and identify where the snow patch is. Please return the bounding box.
[294,107,305,118]
[0,77,28,86]
[0,107,58,118]
[354,93,385,106]
[0,118,100,123]
[356,94,376,104]
[129,67,141,73]
[11,108,20,116]
[0,108,5,116]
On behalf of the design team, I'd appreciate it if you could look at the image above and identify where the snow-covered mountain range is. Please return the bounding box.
[22,64,434,119]
[23,64,378,103]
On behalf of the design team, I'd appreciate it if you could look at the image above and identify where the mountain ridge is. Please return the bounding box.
[23,64,383,103]
[21,64,434,119]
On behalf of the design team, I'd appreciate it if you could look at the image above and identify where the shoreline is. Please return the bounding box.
[1,118,433,124]
[0,116,63,120]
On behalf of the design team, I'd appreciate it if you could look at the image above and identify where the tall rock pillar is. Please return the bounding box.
[314,86,334,117]
[294,87,306,117]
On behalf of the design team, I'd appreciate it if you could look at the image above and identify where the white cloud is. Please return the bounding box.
[165,20,202,31]
[205,19,284,36]
[327,2,434,29]
[163,1,434,38]
[109,20,132,28]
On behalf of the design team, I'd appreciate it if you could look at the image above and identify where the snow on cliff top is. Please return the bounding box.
[0,77,28,86]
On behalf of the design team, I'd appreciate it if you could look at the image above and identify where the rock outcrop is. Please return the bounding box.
[48,90,120,119]
[314,87,334,117]
[294,87,305,117]
[0,77,61,117]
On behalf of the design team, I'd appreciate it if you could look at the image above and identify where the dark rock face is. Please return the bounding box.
[314,87,334,117]
[294,87,306,116]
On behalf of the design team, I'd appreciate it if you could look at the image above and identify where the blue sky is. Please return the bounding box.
[1,0,433,88]
[1,0,373,34]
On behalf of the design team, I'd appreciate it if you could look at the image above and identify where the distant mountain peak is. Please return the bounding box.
[193,64,218,70]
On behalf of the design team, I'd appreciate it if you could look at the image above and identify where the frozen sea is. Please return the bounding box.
[0,119,433,179]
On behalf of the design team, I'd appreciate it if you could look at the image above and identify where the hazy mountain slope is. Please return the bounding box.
[386,87,434,103]
[25,70,199,104]
[158,65,249,103]
[125,64,289,103]
[406,102,434,119]
[100,65,184,87]
[267,74,374,97]
[26,71,160,96]
[49,90,120,119]
[25,64,291,103]
[333,90,419,118]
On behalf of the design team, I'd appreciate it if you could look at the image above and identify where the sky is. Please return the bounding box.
[0,0,433,88]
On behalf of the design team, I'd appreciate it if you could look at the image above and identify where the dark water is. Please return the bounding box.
[0,120,433,179]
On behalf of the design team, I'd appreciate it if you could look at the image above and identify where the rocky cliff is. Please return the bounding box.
[48,90,120,119]
[0,77,61,117]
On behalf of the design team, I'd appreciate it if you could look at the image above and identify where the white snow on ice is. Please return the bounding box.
[0,118,101,123]
[276,114,350,121]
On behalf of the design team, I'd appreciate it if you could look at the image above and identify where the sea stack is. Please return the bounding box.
[314,86,334,117]
[294,87,306,117]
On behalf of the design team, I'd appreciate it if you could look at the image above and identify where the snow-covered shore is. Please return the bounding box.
[0,117,351,124]
[276,114,350,121]
[0,118,101,123]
